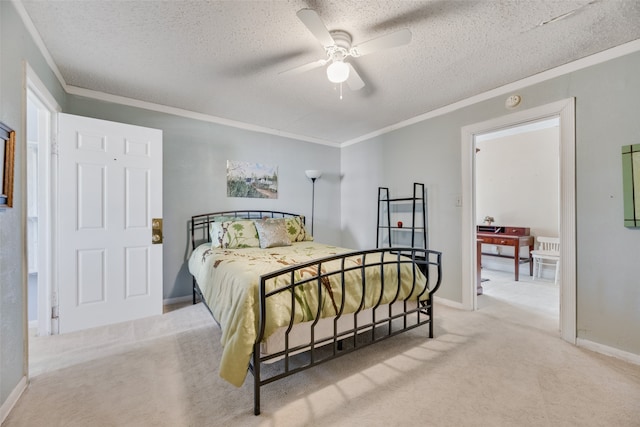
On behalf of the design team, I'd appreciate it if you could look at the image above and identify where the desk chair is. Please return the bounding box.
[531,236,560,284]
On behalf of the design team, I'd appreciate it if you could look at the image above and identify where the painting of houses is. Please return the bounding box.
[226,160,278,199]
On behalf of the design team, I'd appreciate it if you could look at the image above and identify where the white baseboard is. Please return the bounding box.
[434,297,640,366]
[434,296,466,310]
[0,376,27,424]
[163,295,192,306]
[576,338,640,366]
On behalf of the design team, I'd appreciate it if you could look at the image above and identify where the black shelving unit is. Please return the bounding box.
[376,182,427,250]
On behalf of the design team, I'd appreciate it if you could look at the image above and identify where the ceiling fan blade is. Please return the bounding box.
[279,58,328,75]
[350,28,412,57]
[296,9,335,47]
[346,63,365,91]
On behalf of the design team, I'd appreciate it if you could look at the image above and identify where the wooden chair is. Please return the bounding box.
[531,236,560,284]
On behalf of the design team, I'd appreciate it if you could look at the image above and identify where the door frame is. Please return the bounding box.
[25,62,61,337]
[460,98,576,344]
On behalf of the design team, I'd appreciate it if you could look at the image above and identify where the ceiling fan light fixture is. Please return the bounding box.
[326,60,349,83]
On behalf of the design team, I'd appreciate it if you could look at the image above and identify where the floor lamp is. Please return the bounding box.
[305,169,322,236]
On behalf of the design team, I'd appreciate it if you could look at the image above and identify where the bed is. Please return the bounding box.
[188,210,442,415]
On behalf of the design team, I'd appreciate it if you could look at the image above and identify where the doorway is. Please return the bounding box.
[461,98,576,344]
[26,66,60,338]
[475,118,560,328]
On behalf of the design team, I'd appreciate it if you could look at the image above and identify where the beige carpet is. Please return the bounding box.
[5,274,640,427]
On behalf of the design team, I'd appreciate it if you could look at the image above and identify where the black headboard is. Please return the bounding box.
[190,210,303,249]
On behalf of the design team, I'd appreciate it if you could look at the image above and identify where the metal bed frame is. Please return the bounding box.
[190,210,442,415]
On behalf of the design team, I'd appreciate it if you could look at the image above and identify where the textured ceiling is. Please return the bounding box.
[19,0,640,145]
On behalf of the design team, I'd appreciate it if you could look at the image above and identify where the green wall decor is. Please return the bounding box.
[622,144,640,227]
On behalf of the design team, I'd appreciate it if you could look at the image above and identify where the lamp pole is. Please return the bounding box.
[305,170,322,237]
[310,177,316,236]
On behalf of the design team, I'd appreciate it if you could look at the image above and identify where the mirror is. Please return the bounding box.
[0,121,15,209]
[622,144,640,227]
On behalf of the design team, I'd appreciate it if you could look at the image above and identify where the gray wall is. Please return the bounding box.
[341,114,464,301]
[65,97,342,300]
[0,0,66,410]
[341,51,640,355]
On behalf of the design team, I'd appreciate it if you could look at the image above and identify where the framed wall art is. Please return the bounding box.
[226,160,278,199]
[0,121,15,209]
[622,144,640,227]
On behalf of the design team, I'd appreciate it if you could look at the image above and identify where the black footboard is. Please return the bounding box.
[250,247,442,415]
[188,211,442,415]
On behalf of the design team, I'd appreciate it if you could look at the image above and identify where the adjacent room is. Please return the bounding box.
[475,119,560,325]
[2,1,640,425]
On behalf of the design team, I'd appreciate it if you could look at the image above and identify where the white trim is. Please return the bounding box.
[433,296,465,310]
[14,0,337,147]
[65,86,340,147]
[163,295,192,306]
[25,63,60,339]
[25,63,62,113]
[0,376,27,424]
[577,338,640,366]
[12,1,67,88]
[557,100,577,344]
[460,98,576,345]
[342,39,640,147]
[475,117,559,142]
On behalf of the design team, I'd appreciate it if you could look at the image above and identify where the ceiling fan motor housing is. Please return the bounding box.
[326,30,352,61]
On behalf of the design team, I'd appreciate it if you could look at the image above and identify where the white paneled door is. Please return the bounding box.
[58,113,162,334]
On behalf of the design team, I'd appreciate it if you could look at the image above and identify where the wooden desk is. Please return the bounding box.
[477,238,484,295]
[477,226,534,282]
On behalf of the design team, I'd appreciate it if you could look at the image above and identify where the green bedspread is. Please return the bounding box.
[188,241,428,386]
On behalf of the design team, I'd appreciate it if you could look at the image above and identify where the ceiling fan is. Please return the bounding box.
[283,9,412,92]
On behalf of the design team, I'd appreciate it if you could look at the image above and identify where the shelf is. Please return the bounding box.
[376,183,427,250]
[380,197,422,202]
[380,226,425,230]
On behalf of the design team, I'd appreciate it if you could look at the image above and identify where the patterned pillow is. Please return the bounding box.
[284,216,314,242]
[209,216,248,247]
[212,215,240,223]
[255,218,292,249]
[209,222,225,248]
[210,220,260,249]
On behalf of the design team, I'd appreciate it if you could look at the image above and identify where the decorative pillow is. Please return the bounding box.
[284,216,314,242]
[255,218,292,249]
[211,215,240,223]
[209,222,225,248]
[209,216,248,247]
[219,219,260,249]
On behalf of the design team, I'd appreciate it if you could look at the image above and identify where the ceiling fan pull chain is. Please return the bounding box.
[340,82,343,100]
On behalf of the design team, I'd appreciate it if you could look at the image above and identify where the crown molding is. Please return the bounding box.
[341,38,640,147]
[64,85,340,147]
[12,0,67,88]
[14,0,339,147]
